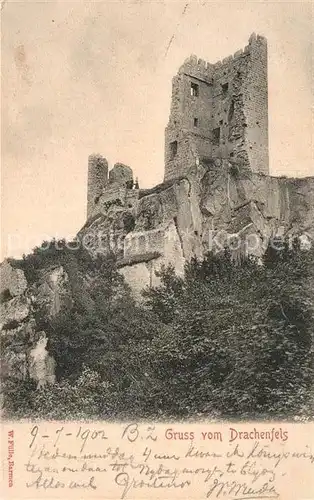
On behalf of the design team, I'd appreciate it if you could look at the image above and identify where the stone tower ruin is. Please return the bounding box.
[164,33,269,182]
[87,154,137,219]
[87,154,108,218]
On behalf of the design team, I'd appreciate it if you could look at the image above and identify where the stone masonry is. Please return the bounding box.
[164,33,269,181]
[87,158,139,220]
[87,154,108,218]
[81,33,312,297]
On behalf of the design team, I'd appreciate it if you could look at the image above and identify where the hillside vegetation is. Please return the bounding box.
[2,239,314,421]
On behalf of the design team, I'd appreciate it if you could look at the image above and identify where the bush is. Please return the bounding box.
[2,237,313,421]
[141,243,314,419]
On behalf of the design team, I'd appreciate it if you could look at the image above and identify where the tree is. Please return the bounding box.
[141,243,314,419]
[3,237,313,421]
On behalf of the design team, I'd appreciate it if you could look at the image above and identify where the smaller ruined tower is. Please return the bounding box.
[87,154,108,218]
[109,163,134,187]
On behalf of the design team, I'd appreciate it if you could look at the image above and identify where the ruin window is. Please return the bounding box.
[212,127,220,145]
[190,82,199,97]
[221,83,229,95]
[0,288,12,303]
[193,117,199,127]
[170,140,178,159]
[228,100,235,122]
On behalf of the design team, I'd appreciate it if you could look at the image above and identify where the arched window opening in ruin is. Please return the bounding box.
[221,82,229,95]
[190,82,199,97]
[228,100,235,123]
[213,127,220,145]
[170,140,178,159]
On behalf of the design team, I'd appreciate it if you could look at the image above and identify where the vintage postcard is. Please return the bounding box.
[1,0,313,498]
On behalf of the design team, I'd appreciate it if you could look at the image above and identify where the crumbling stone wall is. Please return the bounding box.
[242,34,269,174]
[87,154,108,218]
[164,33,269,182]
[109,163,133,186]
[164,64,213,181]
[125,188,140,209]
[96,185,128,214]
[87,159,140,219]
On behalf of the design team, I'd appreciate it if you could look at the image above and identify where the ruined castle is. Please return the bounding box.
[87,33,269,219]
[1,33,313,389]
[82,33,313,297]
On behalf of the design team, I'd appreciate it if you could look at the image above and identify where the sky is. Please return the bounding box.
[1,0,313,259]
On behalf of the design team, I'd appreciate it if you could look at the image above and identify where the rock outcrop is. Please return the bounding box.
[79,160,314,296]
[1,160,313,384]
[0,261,70,388]
[29,333,56,389]
[0,259,27,298]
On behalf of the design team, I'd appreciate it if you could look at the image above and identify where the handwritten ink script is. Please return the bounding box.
[3,423,314,499]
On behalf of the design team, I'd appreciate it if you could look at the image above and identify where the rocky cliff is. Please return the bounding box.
[1,160,313,391]
[0,262,70,392]
[79,160,314,297]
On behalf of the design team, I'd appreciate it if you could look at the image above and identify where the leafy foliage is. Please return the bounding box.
[141,243,314,419]
[2,237,314,421]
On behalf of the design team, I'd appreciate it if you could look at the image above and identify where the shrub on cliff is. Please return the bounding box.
[46,248,164,384]
[2,237,313,421]
[18,239,68,283]
[142,242,314,419]
[1,368,114,420]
